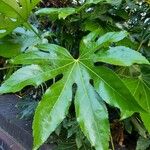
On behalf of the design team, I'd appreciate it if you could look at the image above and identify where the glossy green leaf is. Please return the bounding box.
[36,0,123,21]
[37,44,73,58]
[14,27,41,51]
[94,46,149,66]
[0,0,41,38]
[0,30,147,150]
[36,7,76,19]
[33,68,74,150]
[74,64,110,149]
[81,20,101,32]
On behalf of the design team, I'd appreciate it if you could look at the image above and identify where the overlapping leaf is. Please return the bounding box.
[0,30,149,150]
[0,28,40,58]
[0,0,41,38]
[123,77,150,133]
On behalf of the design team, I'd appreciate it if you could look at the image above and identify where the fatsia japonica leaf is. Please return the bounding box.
[0,30,148,150]
[0,0,41,38]
[123,77,150,133]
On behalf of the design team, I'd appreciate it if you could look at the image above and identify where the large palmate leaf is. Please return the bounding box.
[0,30,149,150]
[0,0,41,38]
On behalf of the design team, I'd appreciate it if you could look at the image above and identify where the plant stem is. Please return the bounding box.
[0,66,19,70]
[25,22,41,39]
[110,135,115,150]
[137,40,143,52]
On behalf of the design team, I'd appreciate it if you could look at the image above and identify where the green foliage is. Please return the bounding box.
[0,28,40,58]
[0,0,150,150]
[0,30,149,150]
[123,72,150,133]
[0,0,41,38]
[136,136,150,150]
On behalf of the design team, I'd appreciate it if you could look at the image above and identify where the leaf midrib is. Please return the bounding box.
[77,62,104,147]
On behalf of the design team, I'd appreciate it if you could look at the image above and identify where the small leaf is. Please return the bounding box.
[36,7,76,19]
[95,46,150,66]
[16,99,38,119]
